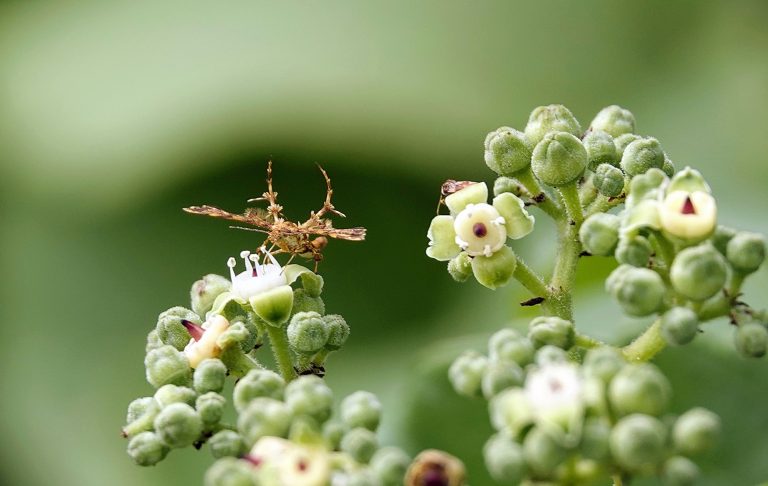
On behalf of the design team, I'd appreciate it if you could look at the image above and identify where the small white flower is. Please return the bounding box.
[659,190,716,240]
[247,437,330,486]
[183,314,230,368]
[228,249,288,300]
[525,363,583,429]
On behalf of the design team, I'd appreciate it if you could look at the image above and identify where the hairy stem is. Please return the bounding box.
[558,183,584,226]
[517,169,565,221]
[266,326,297,381]
[622,319,666,362]
[545,221,581,320]
[575,333,606,349]
[513,257,550,299]
[585,194,623,218]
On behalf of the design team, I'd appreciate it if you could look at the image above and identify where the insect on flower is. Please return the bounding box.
[436,179,478,214]
[184,162,366,270]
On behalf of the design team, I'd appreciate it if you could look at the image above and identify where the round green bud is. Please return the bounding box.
[323,314,350,351]
[154,384,197,409]
[583,130,618,171]
[484,127,533,176]
[609,363,671,416]
[583,347,625,383]
[663,456,699,486]
[191,274,231,318]
[615,235,653,267]
[284,375,334,422]
[153,402,203,448]
[593,163,625,198]
[531,132,588,187]
[237,397,292,446]
[662,155,676,178]
[197,392,226,426]
[610,414,667,472]
[299,271,324,298]
[528,316,575,349]
[580,417,611,461]
[534,345,569,366]
[341,391,382,431]
[126,397,155,424]
[127,431,169,466]
[579,213,620,256]
[525,104,582,146]
[193,358,227,394]
[734,322,768,358]
[343,470,379,486]
[341,427,379,464]
[322,420,345,450]
[204,457,256,486]
[620,137,665,176]
[590,105,636,137]
[291,288,325,317]
[157,306,201,351]
[287,415,323,445]
[448,350,488,398]
[482,360,524,399]
[488,329,535,366]
[493,176,525,198]
[146,330,163,352]
[726,231,766,275]
[447,252,473,283]
[673,407,720,456]
[233,369,285,412]
[614,133,642,158]
[471,245,517,290]
[208,430,246,458]
[145,345,192,388]
[626,167,667,207]
[370,447,411,486]
[670,244,727,301]
[711,225,736,255]
[610,266,665,317]
[123,398,161,438]
[483,433,526,484]
[287,311,329,355]
[660,307,699,346]
[522,427,567,478]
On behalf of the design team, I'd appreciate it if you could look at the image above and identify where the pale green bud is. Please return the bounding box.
[525,104,582,146]
[667,167,710,194]
[448,350,488,398]
[493,176,526,198]
[237,398,292,446]
[590,105,636,137]
[522,427,567,478]
[482,360,524,399]
[621,138,665,176]
[614,133,642,158]
[660,307,699,346]
[288,415,324,446]
[323,314,350,351]
[341,391,382,431]
[191,274,232,317]
[483,433,526,484]
[489,388,533,434]
[447,253,473,282]
[610,414,667,472]
[615,235,653,267]
[663,456,699,486]
[299,271,324,298]
[734,322,768,358]
[194,358,227,394]
[146,330,163,352]
[341,427,379,464]
[291,289,325,316]
[154,384,197,409]
[208,430,246,458]
[711,225,736,255]
[371,447,411,486]
[145,345,192,388]
[726,231,766,275]
[154,402,203,448]
[579,213,620,256]
[285,375,334,422]
[580,417,611,461]
[126,397,155,424]
[583,347,625,383]
[528,316,575,349]
[531,132,588,187]
[287,311,329,355]
[471,245,517,289]
[157,306,201,351]
[673,407,720,456]
[127,431,169,466]
[322,421,345,450]
[608,266,665,317]
[662,156,676,178]
[233,369,285,412]
[609,363,671,416]
[534,345,569,366]
[197,392,226,426]
[670,244,727,301]
[583,130,618,171]
[123,398,161,438]
[484,127,533,176]
[625,167,667,207]
[593,163,625,198]
[488,329,535,366]
[204,457,256,486]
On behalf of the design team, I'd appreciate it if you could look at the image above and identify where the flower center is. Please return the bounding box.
[227,249,288,300]
[473,222,488,237]
[453,203,507,257]
[681,196,696,215]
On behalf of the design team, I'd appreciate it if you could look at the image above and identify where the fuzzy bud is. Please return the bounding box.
[197,392,226,426]
[583,347,625,383]
[448,351,488,398]
[726,231,766,275]
[579,213,620,256]
[583,130,618,171]
[208,430,246,458]
[483,434,526,484]
[592,163,625,197]
[482,360,524,399]
[660,307,699,346]
[237,397,292,446]
[580,417,611,460]
[610,414,667,472]
[285,375,334,423]
[525,104,582,146]
[663,456,700,486]
[322,421,345,450]
[233,369,285,412]
[291,289,325,316]
[153,402,203,448]
[673,407,720,456]
[734,322,768,358]
[287,311,329,355]
[447,252,473,282]
[191,274,231,317]
[488,329,535,366]
[341,427,379,464]
[528,316,575,349]
[670,244,727,301]
[371,447,411,486]
[607,265,665,317]
[615,235,653,267]
[157,307,202,351]
[341,391,382,431]
[484,127,532,176]
[193,358,227,394]
[534,345,569,366]
[620,138,665,176]
[609,363,671,416]
[127,431,169,467]
[154,384,196,409]
[590,105,636,137]
[204,457,255,486]
[299,271,324,298]
[493,176,525,197]
[145,345,192,388]
[531,132,588,187]
[522,427,567,478]
[614,133,642,158]
[323,314,350,351]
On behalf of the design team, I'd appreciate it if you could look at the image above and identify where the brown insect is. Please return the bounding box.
[436,179,478,214]
[184,161,366,270]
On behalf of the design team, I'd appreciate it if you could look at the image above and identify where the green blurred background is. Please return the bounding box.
[1,1,767,485]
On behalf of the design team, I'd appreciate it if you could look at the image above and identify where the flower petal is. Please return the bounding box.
[426,215,460,261]
[249,285,294,327]
[445,182,488,214]
[493,193,535,240]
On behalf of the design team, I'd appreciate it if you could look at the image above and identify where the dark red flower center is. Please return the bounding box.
[681,196,697,215]
[473,222,488,237]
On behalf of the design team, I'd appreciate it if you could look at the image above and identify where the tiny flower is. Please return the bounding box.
[183,314,230,369]
[524,363,584,433]
[228,249,288,299]
[453,203,508,257]
[246,437,331,486]
[659,167,717,241]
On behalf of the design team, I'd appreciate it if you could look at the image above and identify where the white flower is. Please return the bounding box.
[659,190,716,240]
[453,203,507,257]
[247,437,330,486]
[183,314,230,368]
[524,363,584,430]
[228,249,288,300]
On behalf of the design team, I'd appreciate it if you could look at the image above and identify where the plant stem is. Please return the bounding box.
[585,194,623,218]
[517,169,565,221]
[513,257,550,299]
[266,326,297,381]
[545,221,581,320]
[622,319,666,362]
[558,183,584,226]
[575,333,606,349]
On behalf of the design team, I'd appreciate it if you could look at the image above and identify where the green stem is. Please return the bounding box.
[579,176,598,207]
[266,326,297,381]
[558,183,584,226]
[651,233,675,270]
[729,273,746,296]
[585,194,622,218]
[312,349,331,365]
[612,474,624,486]
[545,221,581,320]
[575,333,606,349]
[513,257,550,299]
[517,169,565,221]
[622,319,666,362]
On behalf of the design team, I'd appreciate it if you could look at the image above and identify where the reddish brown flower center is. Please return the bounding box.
[181,319,205,342]
[681,196,697,215]
[472,222,488,237]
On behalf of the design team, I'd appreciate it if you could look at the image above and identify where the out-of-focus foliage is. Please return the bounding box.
[0,1,767,485]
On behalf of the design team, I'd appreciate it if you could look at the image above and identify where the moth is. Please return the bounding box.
[184,162,366,270]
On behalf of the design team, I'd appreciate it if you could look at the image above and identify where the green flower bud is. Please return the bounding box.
[662,156,676,178]
[625,167,667,207]
[531,132,588,187]
[371,447,411,486]
[493,176,525,197]
[489,388,533,434]
[482,360,524,399]
[146,330,163,352]
[522,427,567,478]
[471,245,517,289]
[405,450,466,486]
[663,456,699,486]
[233,369,285,412]
[580,417,611,461]
[590,105,636,137]
[197,392,226,426]
[444,182,488,215]
[193,358,227,394]
[299,271,324,298]
[528,316,575,349]
[583,347,625,383]
[734,322,768,358]
[154,384,197,409]
[483,433,526,484]
[610,414,667,472]
[157,306,202,351]
[660,307,699,346]
[593,163,625,198]
[323,314,350,351]
[615,235,653,267]
[208,430,246,458]
[341,427,379,464]
[145,345,192,388]
[341,391,382,431]
[711,225,736,255]
[670,244,727,301]
[288,415,324,446]
[322,421,345,450]
[609,363,671,416]
[620,138,665,176]
[204,457,256,486]
[127,431,169,466]
[447,253,473,282]
[579,213,620,256]
[191,274,232,317]
[484,127,532,176]
[667,167,710,194]
[284,375,334,422]
[342,470,379,486]
[123,398,161,438]
[448,350,488,398]
[488,329,535,366]
[249,285,294,327]
[726,231,766,275]
[534,345,569,365]
[614,133,642,158]
[525,104,582,146]
[154,402,203,448]
[287,311,329,355]
[126,397,155,424]
[608,266,665,317]
[237,398,292,446]
[291,288,325,316]
[673,407,720,456]
[583,130,618,171]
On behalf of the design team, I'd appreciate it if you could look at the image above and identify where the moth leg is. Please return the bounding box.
[314,164,346,219]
